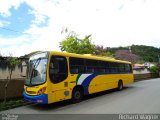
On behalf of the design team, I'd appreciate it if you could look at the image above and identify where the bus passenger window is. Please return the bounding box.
[69,57,85,74]
[49,56,68,83]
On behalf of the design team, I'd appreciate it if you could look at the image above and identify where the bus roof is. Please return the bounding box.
[48,51,131,64]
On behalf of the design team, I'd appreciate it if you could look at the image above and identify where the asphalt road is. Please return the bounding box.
[1,78,160,116]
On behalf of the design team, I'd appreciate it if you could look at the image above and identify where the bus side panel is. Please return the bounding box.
[88,73,134,94]
[47,74,79,103]
[121,74,134,86]
[47,80,56,104]
[47,79,73,103]
[88,74,118,94]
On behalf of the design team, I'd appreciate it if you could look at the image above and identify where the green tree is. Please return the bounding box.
[136,60,145,64]
[4,57,20,103]
[94,45,113,57]
[94,45,107,55]
[60,32,95,54]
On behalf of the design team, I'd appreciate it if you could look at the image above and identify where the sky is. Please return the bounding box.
[0,0,160,57]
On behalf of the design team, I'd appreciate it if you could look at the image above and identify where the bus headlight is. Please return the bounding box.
[37,87,46,95]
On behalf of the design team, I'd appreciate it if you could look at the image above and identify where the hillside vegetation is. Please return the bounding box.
[107,45,160,63]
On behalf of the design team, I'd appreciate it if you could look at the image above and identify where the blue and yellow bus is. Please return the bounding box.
[23,51,134,104]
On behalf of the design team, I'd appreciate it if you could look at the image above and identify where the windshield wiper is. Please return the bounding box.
[29,58,41,85]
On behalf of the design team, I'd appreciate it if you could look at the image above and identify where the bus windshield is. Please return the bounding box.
[25,52,48,86]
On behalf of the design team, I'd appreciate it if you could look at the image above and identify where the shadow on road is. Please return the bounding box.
[27,86,135,111]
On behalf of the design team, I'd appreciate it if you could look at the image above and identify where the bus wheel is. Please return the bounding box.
[72,87,83,103]
[117,80,123,91]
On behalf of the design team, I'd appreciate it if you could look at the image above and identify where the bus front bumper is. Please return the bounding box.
[23,92,48,104]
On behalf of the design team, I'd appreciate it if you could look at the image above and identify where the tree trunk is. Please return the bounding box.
[4,69,12,104]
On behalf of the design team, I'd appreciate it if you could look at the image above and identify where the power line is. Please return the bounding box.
[0,26,30,35]
[0,26,21,33]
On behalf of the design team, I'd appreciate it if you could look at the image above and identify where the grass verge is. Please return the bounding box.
[0,98,30,111]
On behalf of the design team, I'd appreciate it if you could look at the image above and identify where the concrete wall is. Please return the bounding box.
[0,65,27,79]
[0,79,25,100]
[133,68,150,74]
[134,73,159,80]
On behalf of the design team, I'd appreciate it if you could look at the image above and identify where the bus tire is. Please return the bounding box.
[72,87,83,103]
[117,80,123,91]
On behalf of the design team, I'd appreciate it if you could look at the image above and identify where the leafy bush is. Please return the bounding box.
[149,66,159,73]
